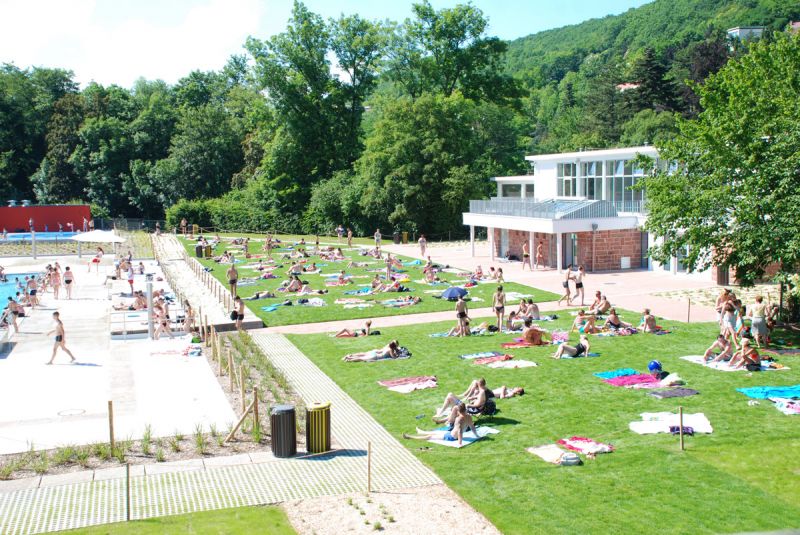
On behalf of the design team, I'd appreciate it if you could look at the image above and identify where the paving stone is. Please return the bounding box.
[202,453,253,468]
[93,464,146,481]
[39,470,94,487]
[0,476,40,494]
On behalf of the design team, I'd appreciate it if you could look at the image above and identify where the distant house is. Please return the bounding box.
[789,21,800,34]
[615,82,640,92]
[726,26,766,41]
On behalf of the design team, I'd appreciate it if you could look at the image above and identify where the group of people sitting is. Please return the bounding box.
[703,334,765,371]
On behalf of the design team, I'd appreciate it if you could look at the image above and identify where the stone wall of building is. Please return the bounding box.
[575,229,643,271]
[492,229,554,268]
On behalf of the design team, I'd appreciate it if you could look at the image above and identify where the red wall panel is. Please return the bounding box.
[0,205,91,232]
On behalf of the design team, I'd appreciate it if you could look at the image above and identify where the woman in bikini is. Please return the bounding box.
[728,338,761,371]
[553,334,590,359]
[492,285,506,331]
[343,340,399,362]
[89,247,104,273]
[557,264,574,306]
[335,320,372,338]
[571,309,599,334]
[571,265,586,306]
[404,404,477,447]
[50,267,62,300]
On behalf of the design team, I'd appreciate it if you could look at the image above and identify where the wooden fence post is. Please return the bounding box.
[240,363,246,413]
[108,400,115,450]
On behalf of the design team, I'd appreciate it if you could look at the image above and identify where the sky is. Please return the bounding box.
[0,0,651,88]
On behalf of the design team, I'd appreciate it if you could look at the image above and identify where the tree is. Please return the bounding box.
[639,33,800,286]
[624,47,679,114]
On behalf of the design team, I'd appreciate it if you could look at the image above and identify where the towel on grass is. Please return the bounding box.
[501,342,536,349]
[487,360,538,369]
[344,288,372,295]
[379,376,438,393]
[299,297,326,307]
[648,388,699,399]
[425,426,499,448]
[681,355,790,372]
[343,303,374,309]
[557,436,614,454]
[604,374,660,387]
[629,412,713,434]
[550,331,569,344]
[526,444,567,464]
[473,354,513,365]
[770,397,800,415]
[460,351,503,360]
[560,352,601,359]
[334,298,366,304]
[594,368,638,379]
[403,260,422,266]
[736,385,800,399]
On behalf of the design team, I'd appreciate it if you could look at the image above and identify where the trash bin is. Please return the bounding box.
[204,245,212,258]
[195,243,203,258]
[306,402,331,453]
[392,232,401,244]
[270,404,296,458]
[402,231,408,244]
[191,224,199,235]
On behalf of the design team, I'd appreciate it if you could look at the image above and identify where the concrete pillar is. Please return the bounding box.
[556,232,563,272]
[528,231,534,266]
[489,227,495,261]
[146,281,154,339]
[470,225,475,257]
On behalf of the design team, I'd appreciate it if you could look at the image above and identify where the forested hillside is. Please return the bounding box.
[1,0,798,236]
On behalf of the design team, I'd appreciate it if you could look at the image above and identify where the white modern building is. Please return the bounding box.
[462,146,729,283]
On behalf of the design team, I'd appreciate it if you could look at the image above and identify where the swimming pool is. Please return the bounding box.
[2,232,78,242]
[0,273,36,303]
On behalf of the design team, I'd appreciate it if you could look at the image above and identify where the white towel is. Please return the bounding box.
[629,412,713,434]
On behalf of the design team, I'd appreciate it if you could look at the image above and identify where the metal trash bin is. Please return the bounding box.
[402,231,408,244]
[270,404,296,458]
[204,245,212,257]
[195,243,203,258]
[306,402,331,453]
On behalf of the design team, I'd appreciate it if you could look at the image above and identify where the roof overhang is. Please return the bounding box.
[525,146,659,163]
[462,213,641,234]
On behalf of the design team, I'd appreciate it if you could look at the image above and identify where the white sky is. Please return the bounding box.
[0,0,650,88]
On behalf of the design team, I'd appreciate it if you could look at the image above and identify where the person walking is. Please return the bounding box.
[571,265,586,306]
[557,264,574,306]
[47,312,76,364]
[455,294,469,337]
[522,241,532,271]
[535,240,544,270]
[418,234,427,258]
[226,263,238,297]
[374,228,382,248]
[180,218,188,235]
[346,228,353,248]
[63,267,74,299]
[492,285,506,331]
[234,296,245,329]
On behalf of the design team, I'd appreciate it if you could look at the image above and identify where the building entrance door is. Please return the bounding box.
[562,233,577,269]
[500,229,509,257]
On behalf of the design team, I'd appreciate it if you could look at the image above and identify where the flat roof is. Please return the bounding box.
[492,175,533,183]
[525,145,658,163]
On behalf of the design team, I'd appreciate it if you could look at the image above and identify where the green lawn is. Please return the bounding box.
[179,233,558,326]
[58,506,294,534]
[288,312,800,534]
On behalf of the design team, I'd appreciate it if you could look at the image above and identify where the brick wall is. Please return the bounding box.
[575,229,642,271]
[492,229,554,267]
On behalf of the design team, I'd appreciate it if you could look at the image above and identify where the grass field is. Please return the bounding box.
[179,234,558,326]
[288,312,800,534]
[59,506,294,534]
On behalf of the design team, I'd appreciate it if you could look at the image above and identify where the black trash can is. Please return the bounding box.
[306,402,331,453]
[270,404,296,458]
[392,232,401,244]
[195,243,203,258]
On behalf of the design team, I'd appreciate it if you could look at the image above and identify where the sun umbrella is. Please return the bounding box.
[441,286,468,300]
[69,230,126,243]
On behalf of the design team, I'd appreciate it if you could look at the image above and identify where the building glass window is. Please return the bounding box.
[557,163,577,197]
[606,159,645,210]
[524,184,535,198]
[501,184,521,197]
[580,161,602,200]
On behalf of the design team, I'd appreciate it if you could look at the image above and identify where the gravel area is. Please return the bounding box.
[283,484,500,534]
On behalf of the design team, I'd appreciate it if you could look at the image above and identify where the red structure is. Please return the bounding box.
[0,204,91,232]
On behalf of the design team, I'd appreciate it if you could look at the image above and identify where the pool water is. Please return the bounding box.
[1,274,36,303]
[3,232,78,242]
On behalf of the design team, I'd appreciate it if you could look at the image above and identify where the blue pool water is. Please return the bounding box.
[1,273,36,303]
[3,232,78,242]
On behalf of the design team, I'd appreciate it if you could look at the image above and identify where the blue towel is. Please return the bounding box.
[344,287,371,295]
[403,260,422,266]
[260,306,278,312]
[594,368,638,379]
[736,385,800,399]
[460,351,502,360]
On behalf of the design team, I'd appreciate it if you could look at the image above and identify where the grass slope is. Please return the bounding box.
[180,234,558,327]
[58,506,294,534]
[288,312,800,534]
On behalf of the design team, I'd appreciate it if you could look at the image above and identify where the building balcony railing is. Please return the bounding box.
[611,200,647,214]
[467,198,648,219]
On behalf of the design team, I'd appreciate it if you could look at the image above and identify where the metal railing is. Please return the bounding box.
[611,200,647,214]
[468,198,621,219]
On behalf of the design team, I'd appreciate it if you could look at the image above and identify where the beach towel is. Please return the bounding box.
[526,444,567,464]
[770,398,800,415]
[424,426,499,448]
[604,374,660,387]
[260,306,279,312]
[681,355,790,372]
[560,352,601,359]
[629,412,713,434]
[594,368,638,380]
[550,331,569,344]
[343,303,373,309]
[557,436,614,455]
[381,299,417,307]
[501,342,537,349]
[736,385,800,399]
[299,297,326,307]
[403,260,422,266]
[386,380,437,393]
[487,360,538,369]
[344,288,372,295]
[648,388,699,399]
[334,298,366,304]
[473,354,513,365]
[460,351,503,360]
[378,376,435,387]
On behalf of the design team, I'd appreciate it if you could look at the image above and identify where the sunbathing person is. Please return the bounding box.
[404,404,477,447]
[571,310,599,334]
[337,271,353,285]
[303,262,318,273]
[603,309,631,330]
[245,290,276,300]
[522,319,549,345]
[494,386,525,399]
[434,378,493,421]
[298,284,327,295]
[553,335,591,359]
[347,260,370,269]
[588,294,611,315]
[336,320,373,338]
[370,274,384,290]
[287,261,304,276]
[285,276,302,292]
[728,338,761,371]
[704,334,733,362]
[343,340,399,362]
[639,308,658,333]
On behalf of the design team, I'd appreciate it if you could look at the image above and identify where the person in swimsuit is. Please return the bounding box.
[728,338,761,370]
[557,264,574,306]
[748,295,770,348]
[639,308,658,333]
[434,378,492,422]
[571,310,599,334]
[719,302,739,349]
[183,301,195,334]
[535,240,544,270]
[418,234,427,258]
[704,334,733,362]
[522,318,548,345]
[553,334,590,359]
[343,340,399,362]
[51,268,62,300]
[492,285,506,331]
[404,404,477,447]
[571,265,586,306]
[4,297,19,333]
[336,320,372,338]
[234,296,245,329]
[47,311,76,364]
[126,263,134,295]
[26,277,39,308]
[522,241,532,271]
[603,308,631,330]
[89,247,104,273]
[226,264,238,297]
[494,386,525,399]
[455,294,469,337]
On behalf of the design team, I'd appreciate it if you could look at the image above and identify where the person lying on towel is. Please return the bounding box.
[342,340,399,362]
[553,335,591,359]
[403,404,477,446]
[522,319,549,345]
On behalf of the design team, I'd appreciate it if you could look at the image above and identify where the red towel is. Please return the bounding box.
[501,342,533,349]
[377,375,436,387]
[474,354,513,365]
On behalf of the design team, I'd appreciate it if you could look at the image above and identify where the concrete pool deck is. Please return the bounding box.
[0,257,235,455]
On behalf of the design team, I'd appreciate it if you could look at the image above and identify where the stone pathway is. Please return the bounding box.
[0,334,440,535]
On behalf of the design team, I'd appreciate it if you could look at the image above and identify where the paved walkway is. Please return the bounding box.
[0,334,439,535]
